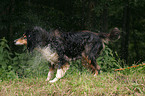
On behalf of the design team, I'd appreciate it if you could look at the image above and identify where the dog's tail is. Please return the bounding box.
[98,27,120,43]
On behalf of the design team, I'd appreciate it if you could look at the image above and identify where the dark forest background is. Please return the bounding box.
[0,0,145,65]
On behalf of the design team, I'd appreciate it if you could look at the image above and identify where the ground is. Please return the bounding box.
[0,68,145,96]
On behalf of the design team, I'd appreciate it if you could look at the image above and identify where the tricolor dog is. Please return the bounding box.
[14,26,120,83]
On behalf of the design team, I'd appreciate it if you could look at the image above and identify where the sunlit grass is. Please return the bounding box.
[0,67,145,96]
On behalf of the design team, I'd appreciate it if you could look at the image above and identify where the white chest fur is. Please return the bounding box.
[37,45,58,64]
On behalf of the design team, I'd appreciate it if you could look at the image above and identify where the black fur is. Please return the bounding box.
[24,26,120,73]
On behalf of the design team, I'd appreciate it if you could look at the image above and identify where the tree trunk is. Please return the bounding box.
[100,4,108,33]
[88,1,95,30]
[121,1,130,64]
[133,31,139,62]
[8,0,15,48]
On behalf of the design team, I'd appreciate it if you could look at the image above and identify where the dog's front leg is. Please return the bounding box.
[49,63,70,83]
[46,65,55,81]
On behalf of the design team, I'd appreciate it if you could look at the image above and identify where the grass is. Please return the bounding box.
[0,66,145,96]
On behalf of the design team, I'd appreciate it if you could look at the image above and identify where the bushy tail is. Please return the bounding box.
[98,27,120,42]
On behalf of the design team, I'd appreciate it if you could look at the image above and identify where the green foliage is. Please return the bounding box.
[12,51,49,78]
[0,0,145,64]
[0,37,17,80]
[97,45,123,72]
[0,38,49,80]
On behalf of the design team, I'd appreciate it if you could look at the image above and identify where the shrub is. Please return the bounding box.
[97,45,123,72]
[0,37,17,80]
[12,51,49,78]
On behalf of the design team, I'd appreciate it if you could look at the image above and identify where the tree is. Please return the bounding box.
[121,0,130,64]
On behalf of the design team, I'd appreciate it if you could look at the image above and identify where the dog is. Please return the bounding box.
[14,26,120,83]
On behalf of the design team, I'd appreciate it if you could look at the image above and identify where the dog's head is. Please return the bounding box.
[14,26,50,52]
[14,34,27,46]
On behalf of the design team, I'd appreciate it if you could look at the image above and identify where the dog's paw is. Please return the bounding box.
[49,77,59,83]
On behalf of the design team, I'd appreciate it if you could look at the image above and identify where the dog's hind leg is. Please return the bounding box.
[46,65,55,81]
[49,63,70,83]
[86,56,100,76]
[82,55,100,75]
[83,42,102,76]
[89,44,102,76]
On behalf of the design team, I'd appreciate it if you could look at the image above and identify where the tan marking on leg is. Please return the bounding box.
[49,63,70,83]
[89,64,100,76]
[81,55,91,67]
[82,55,100,76]
[94,63,100,76]
[81,57,87,67]
[96,64,101,70]
[46,67,55,81]
[94,70,98,76]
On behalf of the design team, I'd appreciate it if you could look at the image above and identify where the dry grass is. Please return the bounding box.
[0,69,145,96]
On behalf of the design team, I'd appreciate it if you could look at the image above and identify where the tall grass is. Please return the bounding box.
[0,66,145,95]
